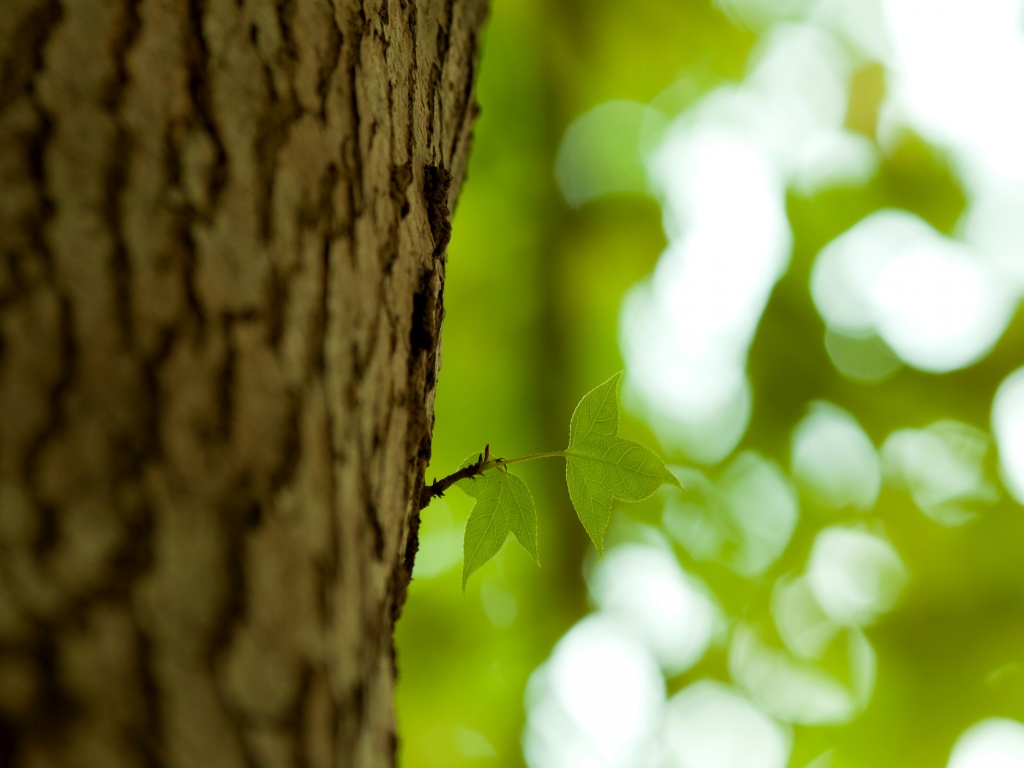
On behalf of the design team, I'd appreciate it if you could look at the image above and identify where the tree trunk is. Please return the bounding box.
[0,0,485,765]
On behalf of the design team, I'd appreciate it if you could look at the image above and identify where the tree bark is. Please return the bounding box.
[0,0,485,765]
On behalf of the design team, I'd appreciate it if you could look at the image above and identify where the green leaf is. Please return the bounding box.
[565,371,681,555]
[456,461,539,589]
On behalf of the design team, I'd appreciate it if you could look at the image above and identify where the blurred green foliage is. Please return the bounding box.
[395,1,1024,766]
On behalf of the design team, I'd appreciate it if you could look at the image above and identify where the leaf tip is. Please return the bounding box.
[585,525,606,558]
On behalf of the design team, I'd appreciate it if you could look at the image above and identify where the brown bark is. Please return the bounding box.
[0,0,485,765]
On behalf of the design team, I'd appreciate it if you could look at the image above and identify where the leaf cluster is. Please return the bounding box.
[432,372,680,588]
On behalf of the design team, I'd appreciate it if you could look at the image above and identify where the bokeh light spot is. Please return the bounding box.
[556,100,664,208]
[622,282,753,464]
[713,0,815,31]
[456,727,497,758]
[729,623,874,725]
[872,243,1008,372]
[663,680,791,768]
[716,453,799,576]
[883,0,1024,184]
[811,209,1015,372]
[993,367,1024,505]
[523,616,664,768]
[588,544,721,675]
[807,527,907,626]
[948,718,1024,768]
[883,420,998,525]
[772,574,840,660]
[823,328,903,384]
[625,94,793,463]
[791,402,881,510]
[662,453,797,576]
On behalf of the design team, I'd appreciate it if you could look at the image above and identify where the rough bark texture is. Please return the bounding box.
[0,0,485,765]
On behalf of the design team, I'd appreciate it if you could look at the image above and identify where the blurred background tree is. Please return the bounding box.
[397,0,1024,766]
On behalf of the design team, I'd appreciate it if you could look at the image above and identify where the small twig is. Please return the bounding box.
[420,445,490,510]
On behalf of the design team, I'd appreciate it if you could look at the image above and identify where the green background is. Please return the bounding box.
[395,1,1024,766]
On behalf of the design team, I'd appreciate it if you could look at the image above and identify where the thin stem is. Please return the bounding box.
[420,449,488,510]
[419,448,566,510]
[487,450,565,467]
